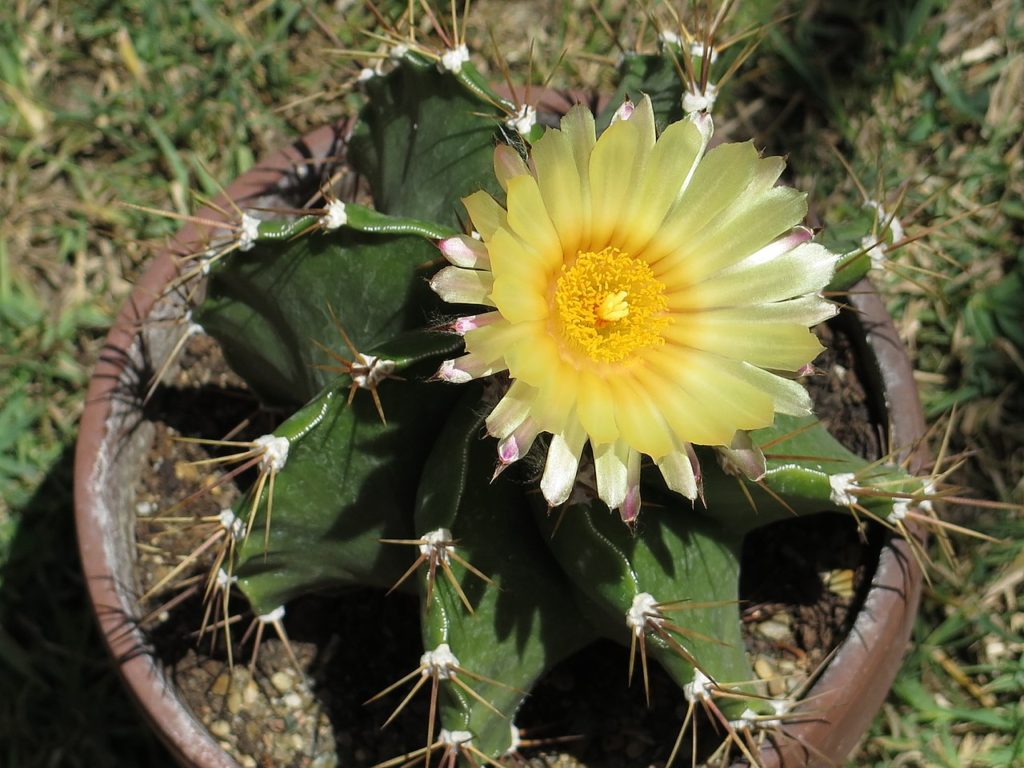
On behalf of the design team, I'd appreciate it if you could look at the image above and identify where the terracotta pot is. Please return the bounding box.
[74,107,926,768]
[741,285,928,767]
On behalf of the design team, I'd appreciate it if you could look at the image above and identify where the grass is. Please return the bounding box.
[1,0,1021,766]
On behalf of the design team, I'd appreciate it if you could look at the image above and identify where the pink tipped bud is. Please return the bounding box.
[796,362,816,377]
[619,484,641,523]
[736,226,816,271]
[493,143,529,191]
[494,419,540,475]
[450,312,500,336]
[438,235,489,269]
[497,435,520,465]
[611,99,635,124]
[433,358,473,384]
[433,354,497,384]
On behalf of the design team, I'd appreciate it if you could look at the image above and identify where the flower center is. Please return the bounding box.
[553,246,669,364]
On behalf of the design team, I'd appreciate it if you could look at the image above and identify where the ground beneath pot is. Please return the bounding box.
[132,321,884,768]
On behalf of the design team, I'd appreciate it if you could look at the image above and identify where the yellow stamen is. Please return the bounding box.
[554,247,669,364]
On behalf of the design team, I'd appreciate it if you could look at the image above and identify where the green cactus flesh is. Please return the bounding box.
[182,50,926,763]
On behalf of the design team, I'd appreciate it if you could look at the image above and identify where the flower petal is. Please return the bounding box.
[505,174,564,270]
[486,379,535,439]
[497,417,542,470]
[670,294,837,328]
[450,311,501,336]
[528,360,579,437]
[684,241,838,308]
[619,118,705,256]
[430,266,495,306]
[626,94,657,154]
[630,361,737,446]
[560,105,596,240]
[576,368,619,445]
[663,316,824,371]
[642,141,759,265]
[531,128,584,257]
[435,353,504,383]
[594,439,630,511]
[463,190,507,240]
[656,444,698,501]
[620,449,642,522]
[465,319,540,367]
[718,431,767,481]
[541,417,587,506]
[490,278,549,323]
[645,347,777,434]
[504,331,561,389]
[493,143,529,191]
[439,234,490,269]
[487,227,554,285]
[589,119,640,248]
[607,374,675,458]
[732,363,813,416]
[656,187,809,288]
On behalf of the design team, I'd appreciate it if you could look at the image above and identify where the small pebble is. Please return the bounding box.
[243,679,260,705]
[239,757,257,768]
[210,672,231,697]
[226,689,243,715]
[283,692,303,709]
[756,620,792,641]
[210,720,232,739]
[753,656,775,681]
[311,754,338,768]
[271,671,293,693]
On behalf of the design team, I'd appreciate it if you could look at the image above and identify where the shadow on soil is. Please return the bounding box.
[0,446,174,768]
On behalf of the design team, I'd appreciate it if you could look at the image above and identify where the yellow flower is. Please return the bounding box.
[431,97,838,521]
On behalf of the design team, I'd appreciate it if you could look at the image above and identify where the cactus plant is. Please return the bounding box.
[145,13,942,767]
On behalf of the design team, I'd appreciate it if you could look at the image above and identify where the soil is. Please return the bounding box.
[131,319,886,768]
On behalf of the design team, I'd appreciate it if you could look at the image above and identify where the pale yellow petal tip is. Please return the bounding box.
[657,447,700,502]
[429,265,495,307]
[540,432,583,507]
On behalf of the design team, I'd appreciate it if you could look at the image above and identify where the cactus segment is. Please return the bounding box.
[349,58,505,227]
[334,202,461,240]
[413,393,593,758]
[232,368,459,616]
[537,498,756,718]
[691,413,927,535]
[632,413,926,538]
[195,230,442,406]
[827,249,873,293]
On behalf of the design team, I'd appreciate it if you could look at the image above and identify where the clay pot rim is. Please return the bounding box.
[74,102,926,768]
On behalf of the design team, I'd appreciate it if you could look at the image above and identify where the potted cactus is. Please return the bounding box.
[75,18,937,768]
